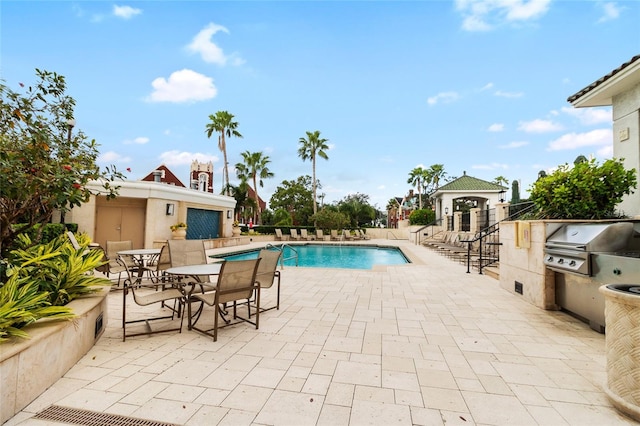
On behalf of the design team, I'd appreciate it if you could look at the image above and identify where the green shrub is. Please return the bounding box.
[529,158,637,219]
[409,209,435,225]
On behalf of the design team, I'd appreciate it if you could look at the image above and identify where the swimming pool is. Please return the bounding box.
[218,244,410,270]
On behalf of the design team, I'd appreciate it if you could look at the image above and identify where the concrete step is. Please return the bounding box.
[482,264,499,280]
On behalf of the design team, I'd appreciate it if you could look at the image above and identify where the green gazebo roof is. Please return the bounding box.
[436,172,506,192]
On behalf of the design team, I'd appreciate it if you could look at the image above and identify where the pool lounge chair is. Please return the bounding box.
[358,229,370,240]
[330,230,340,241]
[275,228,287,241]
[316,229,326,241]
[299,229,314,240]
[290,229,301,240]
[342,229,355,240]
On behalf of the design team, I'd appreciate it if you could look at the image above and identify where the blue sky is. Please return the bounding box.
[2,1,639,210]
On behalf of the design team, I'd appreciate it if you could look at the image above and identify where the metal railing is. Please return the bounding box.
[459,201,537,274]
[264,243,299,267]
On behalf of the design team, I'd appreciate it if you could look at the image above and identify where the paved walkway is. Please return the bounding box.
[6,240,637,425]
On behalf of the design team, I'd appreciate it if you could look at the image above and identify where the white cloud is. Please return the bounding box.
[494,90,524,98]
[598,2,621,23]
[147,69,217,103]
[518,119,564,133]
[499,141,529,149]
[124,137,150,145]
[561,106,611,125]
[97,151,131,163]
[479,83,494,91]
[427,91,460,105]
[159,150,218,166]
[113,5,142,19]
[547,128,613,151]
[455,0,551,31]
[186,23,244,66]
[597,144,614,157]
[488,123,504,132]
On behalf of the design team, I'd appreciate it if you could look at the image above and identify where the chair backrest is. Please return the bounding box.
[167,239,206,267]
[106,240,134,267]
[255,249,281,289]
[156,245,171,272]
[290,229,298,237]
[330,230,338,238]
[316,230,324,238]
[216,258,261,305]
[275,228,283,238]
[300,229,308,238]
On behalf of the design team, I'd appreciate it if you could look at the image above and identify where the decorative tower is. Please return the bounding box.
[190,160,214,193]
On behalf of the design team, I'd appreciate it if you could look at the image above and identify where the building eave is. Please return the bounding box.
[568,55,640,108]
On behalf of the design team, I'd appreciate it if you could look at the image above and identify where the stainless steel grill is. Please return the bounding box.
[544,221,640,333]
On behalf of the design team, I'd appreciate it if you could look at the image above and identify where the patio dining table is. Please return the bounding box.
[117,248,162,285]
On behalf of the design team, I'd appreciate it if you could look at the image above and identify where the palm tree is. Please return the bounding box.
[493,176,509,187]
[205,111,242,195]
[297,130,329,217]
[235,151,274,223]
[407,166,429,209]
[427,164,446,192]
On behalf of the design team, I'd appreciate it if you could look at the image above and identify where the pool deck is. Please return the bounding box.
[6,239,637,425]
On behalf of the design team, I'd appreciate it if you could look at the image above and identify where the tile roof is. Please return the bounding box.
[436,172,506,192]
[567,54,640,103]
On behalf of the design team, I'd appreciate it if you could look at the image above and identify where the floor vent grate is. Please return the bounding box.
[33,405,180,426]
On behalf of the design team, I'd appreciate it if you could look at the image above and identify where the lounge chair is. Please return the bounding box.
[290,229,301,240]
[275,228,287,241]
[299,229,314,240]
[342,229,355,240]
[358,229,370,240]
[187,258,261,342]
[316,229,325,241]
[330,230,340,241]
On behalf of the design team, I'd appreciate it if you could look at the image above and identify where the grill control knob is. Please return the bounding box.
[558,259,564,264]
[547,256,554,262]
[569,260,576,267]
[614,268,621,276]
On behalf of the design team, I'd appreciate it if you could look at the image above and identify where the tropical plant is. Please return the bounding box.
[297,130,329,218]
[407,166,429,209]
[311,208,348,230]
[0,274,75,343]
[6,233,109,305]
[205,110,242,195]
[0,69,124,256]
[529,158,637,219]
[426,164,446,192]
[235,151,274,223]
[510,180,521,204]
[337,193,376,227]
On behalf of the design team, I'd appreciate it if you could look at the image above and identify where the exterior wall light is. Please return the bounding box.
[166,203,175,216]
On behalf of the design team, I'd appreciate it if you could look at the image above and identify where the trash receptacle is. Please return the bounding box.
[600,284,640,422]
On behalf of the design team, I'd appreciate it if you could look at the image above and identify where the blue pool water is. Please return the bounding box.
[219,244,409,270]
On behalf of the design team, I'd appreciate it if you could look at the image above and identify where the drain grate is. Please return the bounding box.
[33,405,180,426]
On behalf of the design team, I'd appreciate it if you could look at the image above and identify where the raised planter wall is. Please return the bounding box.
[0,287,109,424]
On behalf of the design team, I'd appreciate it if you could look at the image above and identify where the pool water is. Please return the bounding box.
[219,244,409,270]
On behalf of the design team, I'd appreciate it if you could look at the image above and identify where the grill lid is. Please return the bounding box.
[546,222,634,252]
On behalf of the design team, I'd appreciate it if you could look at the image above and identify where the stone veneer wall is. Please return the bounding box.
[499,221,559,310]
[0,287,109,424]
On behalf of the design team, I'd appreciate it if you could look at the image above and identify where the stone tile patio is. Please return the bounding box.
[5,240,637,425]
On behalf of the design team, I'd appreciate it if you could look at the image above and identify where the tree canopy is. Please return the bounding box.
[0,69,123,255]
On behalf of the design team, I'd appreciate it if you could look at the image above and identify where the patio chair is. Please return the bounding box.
[105,240,134,286]
[299,229,314,241]
[120,256,185,341]
[148,244,172,283]
[253,249,282,313]
[316,229,325,241]
[187,258,262,342]
[330,230,340,241]
[358,229,371,240]
[167,239,209,284]
[275,228,286,241]
[289,229,301,241]
[342,229,355,240]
